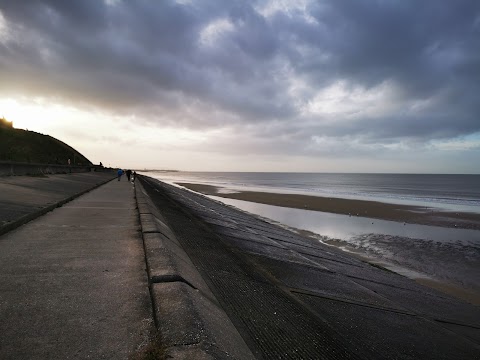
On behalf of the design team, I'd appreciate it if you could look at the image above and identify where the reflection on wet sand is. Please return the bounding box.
[177,182,480,230]
[206,195,480,306]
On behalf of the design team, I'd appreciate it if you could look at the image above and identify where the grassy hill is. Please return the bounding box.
[0,125,92,166]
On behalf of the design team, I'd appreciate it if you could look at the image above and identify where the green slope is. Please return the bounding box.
[0,126,92,165]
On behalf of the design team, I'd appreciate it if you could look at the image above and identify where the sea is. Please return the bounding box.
[143,171,480,301]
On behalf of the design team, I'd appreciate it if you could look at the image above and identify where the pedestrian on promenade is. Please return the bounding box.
[132,171,137,183]
[126,169,132,181]
[117,168,123,181]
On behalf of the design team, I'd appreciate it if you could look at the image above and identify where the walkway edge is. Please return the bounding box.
[0,175,115,237]
[135,179,256,359]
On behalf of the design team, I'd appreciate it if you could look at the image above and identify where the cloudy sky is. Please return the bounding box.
[0,0,479,173]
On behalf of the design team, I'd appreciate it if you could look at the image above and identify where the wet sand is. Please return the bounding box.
[317,236,480,305]
[177,183,480,230]
[178,182,480,305]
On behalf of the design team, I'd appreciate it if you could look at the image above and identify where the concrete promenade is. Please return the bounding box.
[0,177,153,359]
[0,172,115,236]
[0,173,479,359]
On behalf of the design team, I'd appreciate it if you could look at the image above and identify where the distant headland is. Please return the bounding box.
[136,169,179,172]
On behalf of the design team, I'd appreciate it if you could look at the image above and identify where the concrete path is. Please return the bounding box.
[0,172,115,235]
[0,179,153,359]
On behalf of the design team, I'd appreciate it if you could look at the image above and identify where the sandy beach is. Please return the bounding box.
[177,182,480,230]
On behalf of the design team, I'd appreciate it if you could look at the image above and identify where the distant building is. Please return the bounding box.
[0,117,13,129]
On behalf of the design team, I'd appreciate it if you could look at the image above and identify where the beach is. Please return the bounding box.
[176,182,480,230]
[176,181,480,305]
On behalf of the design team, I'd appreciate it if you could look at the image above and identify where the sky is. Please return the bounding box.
[0,0,479,173]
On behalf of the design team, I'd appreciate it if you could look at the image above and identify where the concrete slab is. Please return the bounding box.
[151,282,255,359]
[140,213,159,233]
[352,277,480,326]
[250,254,404,310]
[142,232,216,300]
[135,181,257,358]
[298,295,480,360]
[167,346,215,359]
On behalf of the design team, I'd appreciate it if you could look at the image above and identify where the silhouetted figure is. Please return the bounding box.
[132,171,137,183]
[117,168,123,181]
[126,169,132,181]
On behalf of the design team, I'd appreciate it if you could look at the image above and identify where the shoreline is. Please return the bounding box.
[176,182,480,230]
[315,235,480,306]
[177,182,480,305]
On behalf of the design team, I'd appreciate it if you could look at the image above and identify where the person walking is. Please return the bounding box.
[132,171,137,183]
[126,169,132,182]
[117,168,123,181]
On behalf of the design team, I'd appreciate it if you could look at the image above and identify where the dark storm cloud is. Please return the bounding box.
[0,0,479,144]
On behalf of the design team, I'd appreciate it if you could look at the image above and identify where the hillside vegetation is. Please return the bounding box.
[0,125,92,165]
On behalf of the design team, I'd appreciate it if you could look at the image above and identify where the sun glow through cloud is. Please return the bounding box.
[0,98,59,132]
[0,97,223,168]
